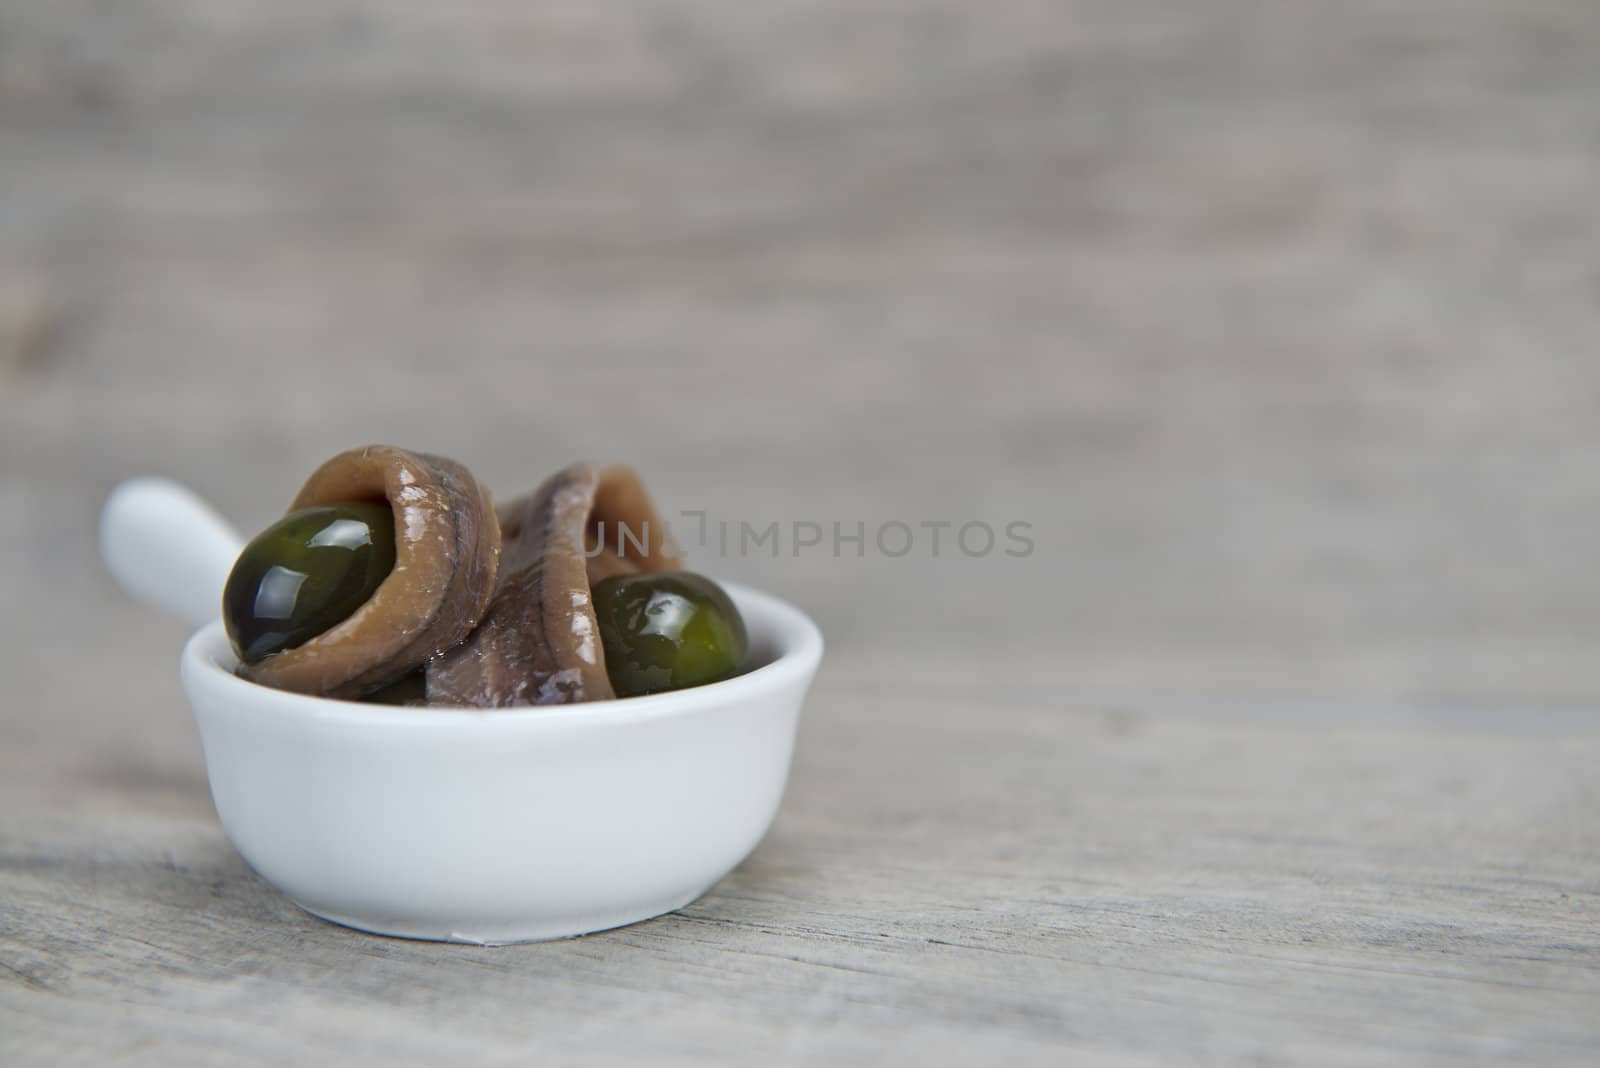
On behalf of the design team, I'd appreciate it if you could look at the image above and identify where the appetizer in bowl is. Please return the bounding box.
[222,446,749,706]
[100,449,822,944]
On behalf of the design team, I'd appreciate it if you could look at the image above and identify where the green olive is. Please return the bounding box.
[223,503,397,664]
[592,572,748,698]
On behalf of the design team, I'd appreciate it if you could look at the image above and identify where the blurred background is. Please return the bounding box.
[3,0,1600,763]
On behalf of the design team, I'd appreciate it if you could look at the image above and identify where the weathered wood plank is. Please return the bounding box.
[3,683,1597,1064]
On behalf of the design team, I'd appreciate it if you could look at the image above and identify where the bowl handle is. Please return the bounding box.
[99,478,245,630]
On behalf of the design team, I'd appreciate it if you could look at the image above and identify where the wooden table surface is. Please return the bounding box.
[3,3,1597,1064]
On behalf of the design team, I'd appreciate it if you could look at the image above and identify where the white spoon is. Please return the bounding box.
[94,477,824,944]
[99,477,245,629]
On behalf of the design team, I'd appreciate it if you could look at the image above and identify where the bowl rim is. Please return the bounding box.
[182,580,823,730]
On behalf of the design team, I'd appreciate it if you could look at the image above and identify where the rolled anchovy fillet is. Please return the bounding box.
[242,445,502,698]
[426,464,678,706]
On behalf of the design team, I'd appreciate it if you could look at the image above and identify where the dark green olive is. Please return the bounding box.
[592,572,748,698]
[223,503,397,664]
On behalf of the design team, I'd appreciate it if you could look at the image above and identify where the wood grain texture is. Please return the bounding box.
[2,1,1598,1063]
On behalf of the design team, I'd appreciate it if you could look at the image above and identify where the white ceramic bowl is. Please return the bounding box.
[102,479,823,944]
